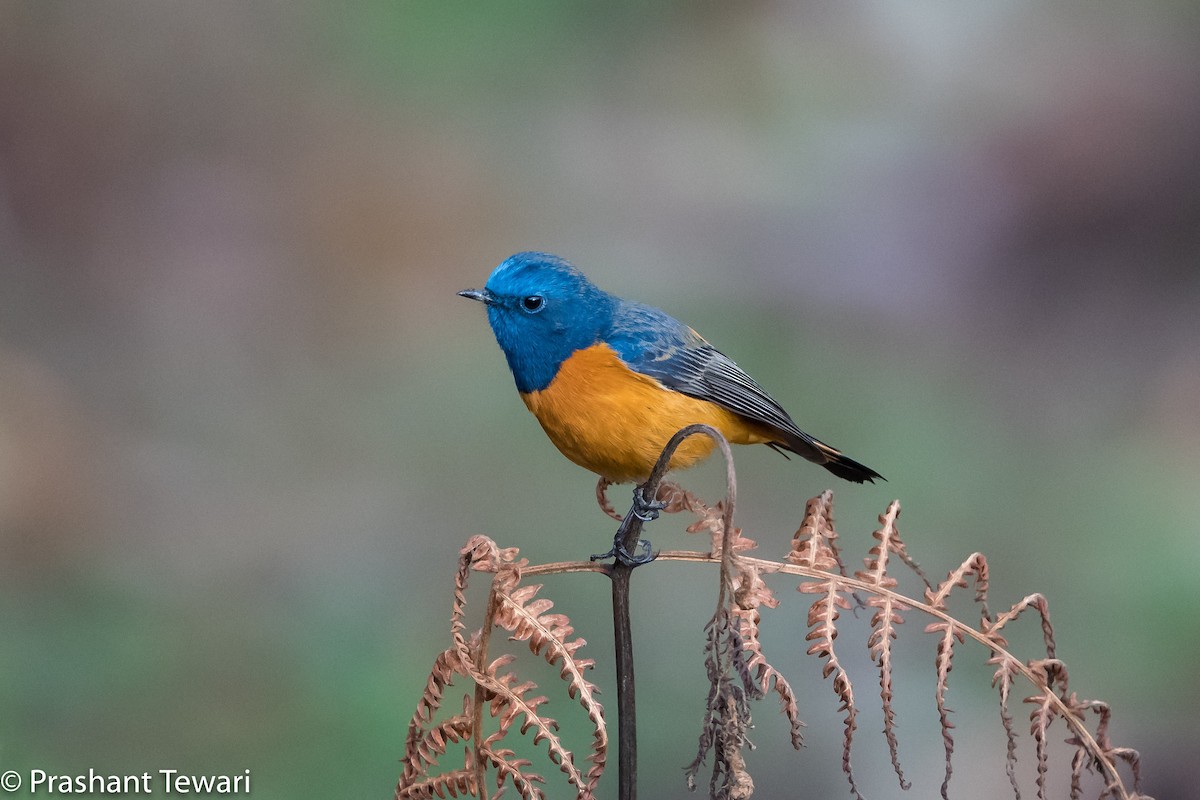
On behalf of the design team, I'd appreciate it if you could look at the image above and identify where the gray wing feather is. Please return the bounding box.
[607,300,813,446]
[606,299,884,483]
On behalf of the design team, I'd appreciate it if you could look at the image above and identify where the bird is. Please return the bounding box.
[459,252,883,505]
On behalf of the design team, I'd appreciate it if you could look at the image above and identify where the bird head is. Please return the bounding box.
[459,252,615,393]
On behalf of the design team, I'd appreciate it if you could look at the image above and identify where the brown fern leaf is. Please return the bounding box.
[925,618,966,800]
[1023,658,1071,800]
[408,498,1150,800]
[788,490,841,571]
[1067,695,1098,800]
[987,593,1056,660]
[730,565,805,749]
[481,739,548,800]
[402,649,471,783]
[394,766,477,800]
[413,648,461,726]
[665,487,758,555]
[1071,745,1090,800]
[856,501,906,586]
[867,599,907,789]
[404,537,607,799]
[453,536,524,649]
[654,479,707,515]
[980,592,1060,800]
[414,713,474,779]
[483,656,555,737]
[854,500,911,790]
[1066,699,1144,800]
[1026,686,1058,800]
[987,650,1023,799]
[926,551,991,623]
[924,551,995,799]
[679,466,771,797]
[859,499,931,587]
[403,692,474,784]
[1103,750,1145,800]
[474,655,596,796]
[492,580,607,793]
[800,577,861,800]
[685,608,756,800]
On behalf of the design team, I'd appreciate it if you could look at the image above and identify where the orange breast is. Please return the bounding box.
[520,343,771,483]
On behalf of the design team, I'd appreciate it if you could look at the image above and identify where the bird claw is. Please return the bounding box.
[632,485,666,522]
[590,484,663,566]
[590,536,656,566]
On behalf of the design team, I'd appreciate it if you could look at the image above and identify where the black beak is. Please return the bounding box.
[457,288,495,305]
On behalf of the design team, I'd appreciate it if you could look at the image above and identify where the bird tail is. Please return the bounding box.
[771,435,884,484]
[819,448,884,484]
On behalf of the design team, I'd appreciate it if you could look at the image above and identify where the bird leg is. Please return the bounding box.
[631,484,667,522]
[595,476,624,521]
[590,535,655,566]
[590,481,669,565]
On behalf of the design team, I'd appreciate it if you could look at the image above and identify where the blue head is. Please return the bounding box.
[459,252,616,393]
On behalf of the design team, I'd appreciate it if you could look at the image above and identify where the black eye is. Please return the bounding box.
[521,295,545,313]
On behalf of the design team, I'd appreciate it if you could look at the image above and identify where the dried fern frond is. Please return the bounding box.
[396,536,607,800]
[925,615,966,800]
[681,474,766,800]
[684,607,757,800]
[731,565,804,749]
[854,501,912,791]
[490,575,607,793]
[1068,699,1144,800]
[661,491,1149,800]
[801,570,861,799]
[988,648,1024,797]
[395,766,478,800]
[785,490,861,798]
[402,484,1149,800]
[787,490,843,572]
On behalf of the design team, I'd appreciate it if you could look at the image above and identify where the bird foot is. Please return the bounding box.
[590,535,656,566]
[631,484,667,522]
[589,481,664,566]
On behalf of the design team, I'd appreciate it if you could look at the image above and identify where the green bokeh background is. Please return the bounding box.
[1,3,1197,798]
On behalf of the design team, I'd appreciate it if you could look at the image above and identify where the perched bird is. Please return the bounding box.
[459,252,883,499]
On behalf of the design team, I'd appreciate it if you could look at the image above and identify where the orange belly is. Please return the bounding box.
[520,343,771,483]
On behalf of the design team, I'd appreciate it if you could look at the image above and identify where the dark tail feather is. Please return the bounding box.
[770,436,885,484]
[820,450,884,484]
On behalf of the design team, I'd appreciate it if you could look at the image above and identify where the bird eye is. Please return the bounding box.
[521,295,545,313]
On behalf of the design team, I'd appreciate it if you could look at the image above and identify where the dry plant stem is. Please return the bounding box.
[606,424,738,800]
[609,563,638,800]
[470,583,504,798]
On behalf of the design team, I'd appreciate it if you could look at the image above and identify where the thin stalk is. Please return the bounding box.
[608,424,738,800]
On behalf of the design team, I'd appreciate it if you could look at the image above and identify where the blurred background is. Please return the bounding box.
[1,2,1197,798]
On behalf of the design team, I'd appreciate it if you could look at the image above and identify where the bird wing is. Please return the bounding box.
[605,300,883,483]
[606,300,808,442]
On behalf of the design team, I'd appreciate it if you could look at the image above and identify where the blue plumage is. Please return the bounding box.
[472,252,615,393]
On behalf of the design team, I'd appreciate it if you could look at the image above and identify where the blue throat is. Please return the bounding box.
[480,252,616,394]
[488,298,613,393]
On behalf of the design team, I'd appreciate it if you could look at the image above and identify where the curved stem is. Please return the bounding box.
[608,424,738,800]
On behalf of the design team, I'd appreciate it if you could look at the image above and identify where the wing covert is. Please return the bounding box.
[606,300,806,440]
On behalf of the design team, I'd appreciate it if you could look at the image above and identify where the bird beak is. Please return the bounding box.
[457,288,496,305]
